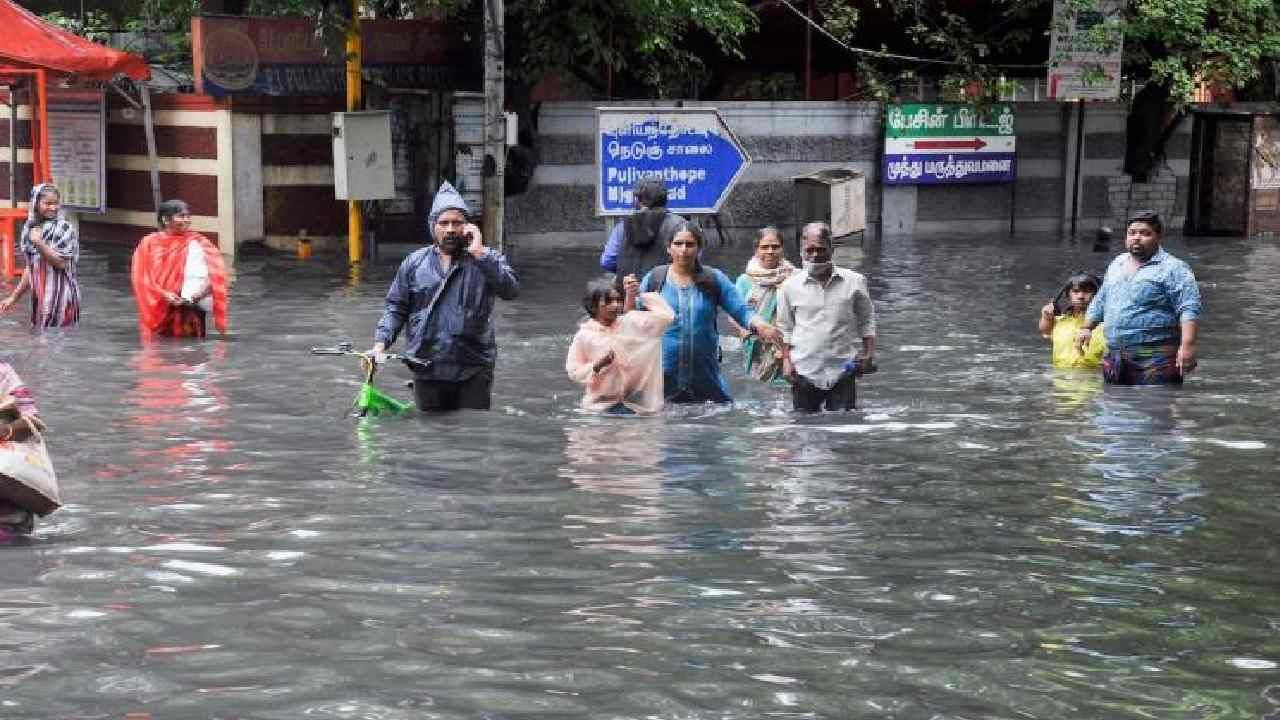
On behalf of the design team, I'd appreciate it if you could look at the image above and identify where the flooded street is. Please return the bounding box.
[1,233,1278,719]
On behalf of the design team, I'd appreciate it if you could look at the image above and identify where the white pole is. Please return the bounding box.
[482,0,506,255]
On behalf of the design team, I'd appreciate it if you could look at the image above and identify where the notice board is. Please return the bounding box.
[47,89,106,213]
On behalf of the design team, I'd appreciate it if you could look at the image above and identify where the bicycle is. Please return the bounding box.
[310,342,430,417]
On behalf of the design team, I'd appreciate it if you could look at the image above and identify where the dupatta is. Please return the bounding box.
[131,230,229,334]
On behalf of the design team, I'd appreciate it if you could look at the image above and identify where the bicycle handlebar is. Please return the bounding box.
[309,343,432,370]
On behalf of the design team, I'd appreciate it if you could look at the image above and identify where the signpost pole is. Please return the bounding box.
[33,70,49,185]
[1070,100,1084,235]
[140,83,162,219]
[346,0,363,265]
[7,89,16,209]
[482,0,506,256]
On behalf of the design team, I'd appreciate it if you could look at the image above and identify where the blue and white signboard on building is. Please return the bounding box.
[596,107,751,216]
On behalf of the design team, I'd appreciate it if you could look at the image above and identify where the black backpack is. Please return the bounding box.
[647,263,721,306]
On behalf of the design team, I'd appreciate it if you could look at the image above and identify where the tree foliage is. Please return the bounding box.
[815,0,1043,102]
[816,0,1280,105]
[509,0,757,97]
[408,0,758,97]
[1121,0,1280,102]
[45,0,758,99]
[41,1,200,69]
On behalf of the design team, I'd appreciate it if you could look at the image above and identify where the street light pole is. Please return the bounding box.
[482,0,505,255]
[345,0,363,264]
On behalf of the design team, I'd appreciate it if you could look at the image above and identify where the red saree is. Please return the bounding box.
[131,230,229,337]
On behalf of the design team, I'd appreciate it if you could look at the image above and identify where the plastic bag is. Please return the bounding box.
[0,416,60,516]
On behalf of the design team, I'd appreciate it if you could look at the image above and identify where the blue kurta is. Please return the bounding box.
[639,266,756,403]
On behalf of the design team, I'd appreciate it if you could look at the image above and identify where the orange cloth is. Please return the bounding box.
[131,230,228,337]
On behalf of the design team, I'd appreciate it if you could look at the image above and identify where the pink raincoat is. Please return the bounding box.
[566,292,674,414]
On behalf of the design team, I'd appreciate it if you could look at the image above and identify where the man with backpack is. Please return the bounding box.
[600,178,685,284]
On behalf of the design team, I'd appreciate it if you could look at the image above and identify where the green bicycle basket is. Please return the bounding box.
[355,381,412,416]
[352,354,413,416]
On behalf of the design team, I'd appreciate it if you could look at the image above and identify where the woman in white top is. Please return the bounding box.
[130,199,229,338]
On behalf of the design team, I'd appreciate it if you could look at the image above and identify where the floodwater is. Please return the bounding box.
[1,233,1278,720]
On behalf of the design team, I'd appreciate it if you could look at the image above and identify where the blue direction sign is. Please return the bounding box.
[596,108,751,216]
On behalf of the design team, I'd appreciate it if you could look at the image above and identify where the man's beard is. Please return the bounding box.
[438,234,464,255]
[1128,245,1154,261]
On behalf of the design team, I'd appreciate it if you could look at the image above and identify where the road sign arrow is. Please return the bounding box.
[596,108,752,215]
[912,138,988,151]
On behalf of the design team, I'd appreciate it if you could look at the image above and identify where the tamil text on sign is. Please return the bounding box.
[883,104,1016,186]
[596,108,750,216]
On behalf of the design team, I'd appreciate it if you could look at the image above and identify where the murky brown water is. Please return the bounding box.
[0,234,1276,719]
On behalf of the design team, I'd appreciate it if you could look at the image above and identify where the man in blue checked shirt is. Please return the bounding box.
[1075,210,1202,385]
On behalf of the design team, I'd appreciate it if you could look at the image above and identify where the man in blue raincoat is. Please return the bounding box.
[371,181,519,411]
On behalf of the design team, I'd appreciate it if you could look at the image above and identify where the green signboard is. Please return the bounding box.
[884,104,1017,185]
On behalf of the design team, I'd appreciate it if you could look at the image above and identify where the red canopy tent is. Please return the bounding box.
[0,0,149,81]
[0,0,150,275]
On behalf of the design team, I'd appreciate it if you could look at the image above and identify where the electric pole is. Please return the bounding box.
[482,0,506,255]
[346,0,363,264]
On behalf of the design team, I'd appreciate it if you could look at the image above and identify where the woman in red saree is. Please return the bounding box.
[131,199,229,338]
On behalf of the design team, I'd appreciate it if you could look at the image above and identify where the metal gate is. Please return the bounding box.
[1187,112,1252,236]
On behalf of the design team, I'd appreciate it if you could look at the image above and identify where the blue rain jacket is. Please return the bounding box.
[375,246,519,381]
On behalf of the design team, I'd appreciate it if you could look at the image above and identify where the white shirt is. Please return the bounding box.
[775,266,876,389]
[181,239,213,312]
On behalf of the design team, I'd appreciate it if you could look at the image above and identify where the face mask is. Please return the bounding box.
[803,260,833,275]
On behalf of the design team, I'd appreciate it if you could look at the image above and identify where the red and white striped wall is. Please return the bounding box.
[81,93,229,252]
[3,90,355,261]
[237,96,347,253]
[0,90,35,204]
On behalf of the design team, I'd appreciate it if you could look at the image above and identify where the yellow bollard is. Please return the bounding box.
[297,229,312,260]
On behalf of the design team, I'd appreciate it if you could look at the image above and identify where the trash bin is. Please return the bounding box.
[793,168,866,241]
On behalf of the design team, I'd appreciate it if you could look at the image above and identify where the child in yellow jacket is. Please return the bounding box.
[1039,272,1107,368]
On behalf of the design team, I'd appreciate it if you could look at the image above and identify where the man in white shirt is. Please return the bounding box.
[776,222,877,411]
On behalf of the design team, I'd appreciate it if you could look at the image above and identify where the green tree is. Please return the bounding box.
[816,0,1280,106]
[507,0,757,98]
[1120,0,1280,102]
[815,0,1044,102]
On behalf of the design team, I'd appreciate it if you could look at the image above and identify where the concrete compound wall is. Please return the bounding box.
[508,100,1194,249]
[3,96,1200,264]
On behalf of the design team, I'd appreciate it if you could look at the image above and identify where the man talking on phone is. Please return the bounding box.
[372,181,519,411]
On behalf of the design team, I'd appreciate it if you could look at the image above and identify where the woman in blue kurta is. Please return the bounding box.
[638,223,782,403]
